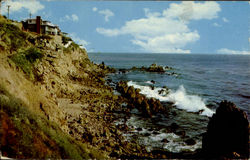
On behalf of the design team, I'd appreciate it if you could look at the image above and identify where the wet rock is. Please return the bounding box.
[143,133,151,137]
[152,131,159,135]
[100,61,106,69]
[158,88,169,95]
[164,66,172,70]
[148,98,163,114]
[150,80,155,84]
[136,127,143,131]
[118,69,128,74]
[202,100,249,159]
[128,64,171,73]
[170,123,179,131]
[116,80,165,118]
[150,85,155,90]
[161,139,169,143]
[147,64,165,73]
[141,100,152,117]
[185,138,196,145]
[176,131,186,137]
[116,81,128,94]
[148,128,154,132]
[127,86,136,99]
[135,94,145,106]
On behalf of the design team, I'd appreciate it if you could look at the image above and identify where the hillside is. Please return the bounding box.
[0,15,140,159]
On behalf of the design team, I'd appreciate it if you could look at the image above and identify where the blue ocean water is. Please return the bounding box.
[89,53,250,114]
[89,53,250,152]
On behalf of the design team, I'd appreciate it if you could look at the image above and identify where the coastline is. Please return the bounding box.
[0,15,249,159]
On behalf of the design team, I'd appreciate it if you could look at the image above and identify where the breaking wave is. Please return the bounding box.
[127,81,214,117]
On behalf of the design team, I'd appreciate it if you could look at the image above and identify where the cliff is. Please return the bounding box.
[0,15,123,159]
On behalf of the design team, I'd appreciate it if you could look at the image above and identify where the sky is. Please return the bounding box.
[1,0,249,54]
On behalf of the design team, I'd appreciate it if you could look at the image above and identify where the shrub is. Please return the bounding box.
[0,21,28,52]
[62,35,72,45]
[25,47,44,63]
[10,47,43,80]
[0,86,105,159]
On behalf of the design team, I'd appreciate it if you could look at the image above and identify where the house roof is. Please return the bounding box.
[23,17,58,28]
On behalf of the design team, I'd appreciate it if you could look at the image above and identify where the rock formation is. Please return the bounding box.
[202,100,249,158]
[116,81,165,117]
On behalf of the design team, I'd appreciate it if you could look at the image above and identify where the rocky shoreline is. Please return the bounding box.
[0,16,249,159]
[104,64,249,159]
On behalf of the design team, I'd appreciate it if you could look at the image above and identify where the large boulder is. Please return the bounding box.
[202,100,249,158]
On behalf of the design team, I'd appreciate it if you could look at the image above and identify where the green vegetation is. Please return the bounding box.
[0,86,105,159]
[0,21,28,52]
[10,47,44,80]
[37,35,52,40]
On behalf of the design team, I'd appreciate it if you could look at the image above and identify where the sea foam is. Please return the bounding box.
[127,81,214,117]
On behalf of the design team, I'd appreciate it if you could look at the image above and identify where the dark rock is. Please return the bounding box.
[128,64,168,73]
[185,138,196,145]
[131,66,137,71]
[136,127,143,132]
[119,69,127,74]
[135,94,145,106]
[148,128,154,132]
[176,131,186,137]
[202,100,249,159]
[158,88,169,95]
[164,66,172,70]
[170,123,179,131]
[152,131,159,135]
[141,100,152,117]
[150,80,155,84]
[147,63,165,73]
[116,80,165,118]
[143,133,151,136]
[116,81,128,94]
[148,98,164,114]
[127,86,136,99]
[172,111,177,116]
[100,61,106,69]
[150,85,155,90]
[161,139,169,143]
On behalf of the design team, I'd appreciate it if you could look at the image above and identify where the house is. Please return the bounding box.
[22,16,61,35]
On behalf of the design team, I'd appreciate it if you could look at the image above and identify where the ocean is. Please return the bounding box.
[89,53,250,153]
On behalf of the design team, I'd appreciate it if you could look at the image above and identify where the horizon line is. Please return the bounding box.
[88,52,250,55]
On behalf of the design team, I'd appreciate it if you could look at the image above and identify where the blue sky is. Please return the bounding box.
[1,0,249,54]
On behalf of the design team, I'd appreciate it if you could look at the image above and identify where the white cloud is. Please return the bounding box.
[69,33,90,50]
[222,17,229,23]
[71,14,79,21]
[92,7,98,12]
[217,48,250,55]
[2,0,44,14]
[60,14,79,22]
[213,22,221,27]
[97,1,220,53]
[98,9,114,22]
[162,1,221,22]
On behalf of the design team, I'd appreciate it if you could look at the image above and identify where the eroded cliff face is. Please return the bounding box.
[0,16,116,159]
